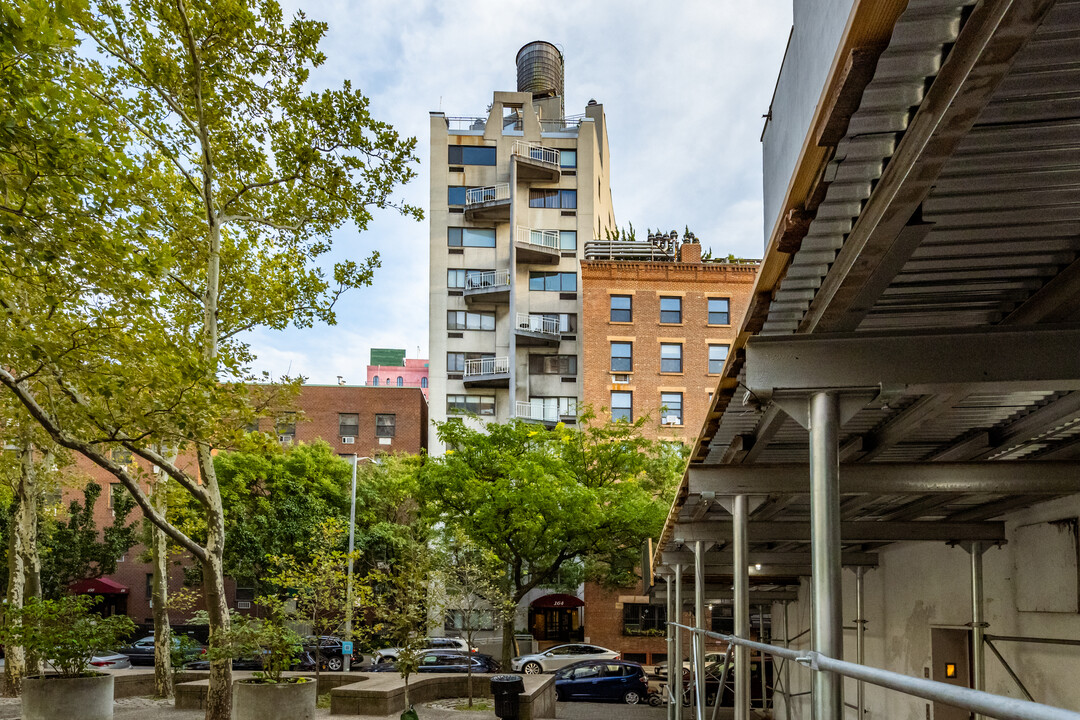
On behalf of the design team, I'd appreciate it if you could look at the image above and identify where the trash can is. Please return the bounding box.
[491,674,526,720]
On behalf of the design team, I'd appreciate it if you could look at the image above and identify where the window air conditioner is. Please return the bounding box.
[341,436,355,444]
[237,601,252,610]
[278,434,294,444]
[612,374,629,384]
[662,415,680,425]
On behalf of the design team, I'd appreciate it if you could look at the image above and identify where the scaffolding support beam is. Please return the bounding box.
[694,540,707,717]
[733,495,750,720]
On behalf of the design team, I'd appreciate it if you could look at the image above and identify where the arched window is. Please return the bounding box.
[421,377,428,388]
[372,377,379,386]
[385,377,391,386]
[397,376,404,387]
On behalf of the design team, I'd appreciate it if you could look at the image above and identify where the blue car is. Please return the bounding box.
[554,660,650,704]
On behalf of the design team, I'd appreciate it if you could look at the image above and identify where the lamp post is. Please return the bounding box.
[343,455,372,672]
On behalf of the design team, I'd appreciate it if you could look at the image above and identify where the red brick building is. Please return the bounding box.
[78,384,427,624]
[579,242,758,664]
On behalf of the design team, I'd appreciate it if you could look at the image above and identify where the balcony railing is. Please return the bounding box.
[512,141,560,168]
[516,227,559,250]
[446,116,487,132]
[464,356,509,378]
[539,114,585,133]
[515,313,560,337]
[515,401,559,423]
[465,270,510,291]
[466,183,510,206]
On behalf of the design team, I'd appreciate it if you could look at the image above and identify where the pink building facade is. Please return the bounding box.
[367,358,429,398]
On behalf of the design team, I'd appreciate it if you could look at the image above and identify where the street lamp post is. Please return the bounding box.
[343,455,371,672]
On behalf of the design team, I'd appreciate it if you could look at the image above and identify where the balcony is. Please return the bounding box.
[515,401,559,425]
[463,356,510,388]
[515,227,561,265]
[464,270,510,304]
[465,183,510,222]
[514,312,561,347]
[511,141,561,182]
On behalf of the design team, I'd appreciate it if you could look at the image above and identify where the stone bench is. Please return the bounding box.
[175,671,363,710]
[330,673,555,719]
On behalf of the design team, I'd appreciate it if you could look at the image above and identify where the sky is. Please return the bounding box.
[247,0,793,384]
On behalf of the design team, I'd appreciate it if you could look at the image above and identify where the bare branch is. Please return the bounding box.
[219,174,302,213]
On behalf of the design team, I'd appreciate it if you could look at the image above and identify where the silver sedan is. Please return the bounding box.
[511,644,619,674]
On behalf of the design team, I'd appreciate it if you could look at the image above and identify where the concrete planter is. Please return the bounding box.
[234,677,316,720]
[22,672,114,720]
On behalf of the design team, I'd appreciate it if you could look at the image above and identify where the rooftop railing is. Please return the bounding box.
[463,356,509,378]
[512,140,560,168]
[446,116,487,131]
[465,183,510,206]
[515,313,560,337]
[516,227,559,250]
[539,114,585,133]
[465,270,510,291]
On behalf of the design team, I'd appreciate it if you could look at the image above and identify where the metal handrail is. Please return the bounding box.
[668,623,1080,720]
[512,140,560,167]
[515,401,558,423]
[465,270,510,290]
[516,226,559,250]
[445,116,487,131]
[463,356,509,378]
[465,183,509,206]
[539,115,585,133]
[515,312,559,337]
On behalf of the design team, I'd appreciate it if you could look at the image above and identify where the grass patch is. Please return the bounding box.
[454,700,494,712]
[317,693,332,709]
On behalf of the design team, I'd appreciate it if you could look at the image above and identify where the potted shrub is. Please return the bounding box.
[0,595,135,720]
[214,598,315,720]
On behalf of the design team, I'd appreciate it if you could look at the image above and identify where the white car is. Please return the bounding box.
[511,644,620,674]
[373,637,475,664]
[652,651,725,677]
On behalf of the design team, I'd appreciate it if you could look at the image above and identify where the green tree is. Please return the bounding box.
[422,411,685,666]
[0,1,420,717]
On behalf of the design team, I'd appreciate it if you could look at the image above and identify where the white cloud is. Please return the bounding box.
[249,0,792,383]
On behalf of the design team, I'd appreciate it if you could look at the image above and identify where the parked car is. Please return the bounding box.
[369,650,500,674]
[302,635,363,671]
[117,634,206,666]
[87,651,132,670]
[373,637,475,664]
[651,651,725,678]
[511,644,620,674]
[554,660,650,704]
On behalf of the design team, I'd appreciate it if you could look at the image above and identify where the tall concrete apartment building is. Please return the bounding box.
[428,41,615,453]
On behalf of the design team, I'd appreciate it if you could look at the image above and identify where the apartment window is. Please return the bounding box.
[447,145,496,166]
[111,447,133,465]
[447,269,492,289]
[708,298,731,325]
[275,412,296,436]
[660,343,683,373]
[445,609,495,632]
[447,394,496,416]
[338,413,359,437]
[529,354,577,375]
[560,149,577,168]
[372,377,379,386]
[528,271,576,292]
[660,393,683,426]
[145,573,153,599]
[529,313,576,332]
[447,186,469,206]
[375,414,396,437]
[623,603,667,634]
[384,377,391,386]
[708,344,729,374]
[396,377,403,387]
[528,188,577,209]
[559,230,577,251]
[611,392,633,422]
[448,227,496,248]
[610,295,632,322]
[610,342,632,372]
[421,377,428,388]
[447,310,495,331]
[526,396,577,421]
[660,296,682,323]
[448,352,494,372]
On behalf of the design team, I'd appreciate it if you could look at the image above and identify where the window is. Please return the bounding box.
[660,296,682,323]
[660,393,683,426]
[145,573,153,599]
[529,313,577,332]
[111,447,133,465]
[447,268,491,289]
[560,149,577,168]
[611,391,632,422]
[447,186,469,206]
[528,354,577,375]
[708,344,729,374]
[610,295,631,322]
[708,298,731,325]
[421,377,428,388]
[447,352,464,373]
[559,230,577,251]
[526,396,577,420]
[660,343,683,373]
[372,377,379,386]
[447,310,495,331]
[110,483,127,509]
[623,603,667,634]
[275,412,296,436]
[338,413,359,437]
[447,395,496,416]
[448,227,496,248]
[712,604,734,634]
[384,377,391,386]
[396,377,403,387]
[528,188,577,209]
[375,414,396,437]
[447,145,496,166]
[610,342,632,372]
[528,271,576,292]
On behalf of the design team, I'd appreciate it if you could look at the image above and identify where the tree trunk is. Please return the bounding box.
[151,478,173,698]
[200,465,232,720]
[2,444,35,696]
[403,673,410,709]
[500,616,516,671]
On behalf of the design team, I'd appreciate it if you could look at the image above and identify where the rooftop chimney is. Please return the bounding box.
[679,242,702,264]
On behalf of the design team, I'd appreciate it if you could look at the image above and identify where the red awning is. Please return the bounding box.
[530,593,584,609]
[69,577,129,595]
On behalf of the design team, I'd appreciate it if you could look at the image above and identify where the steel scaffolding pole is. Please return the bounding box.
[694,540,707,716]
[733,494,751,720]
[856,567,866,719]
[667,573,676,720]
[810,391,844,719]
[675,563,684,719]
[972,541,987,720]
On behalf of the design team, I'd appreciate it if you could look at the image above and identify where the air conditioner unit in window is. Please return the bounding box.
[341,436,355,444]
[662,415,681,425]
[237,601,252,610]
[278,434,293,444]
[612,374,629,384]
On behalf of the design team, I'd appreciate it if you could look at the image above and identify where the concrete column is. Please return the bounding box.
[809,391,843,720]
[507,159,518,417]
[694,541,707,715]
[733,494,750,720]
